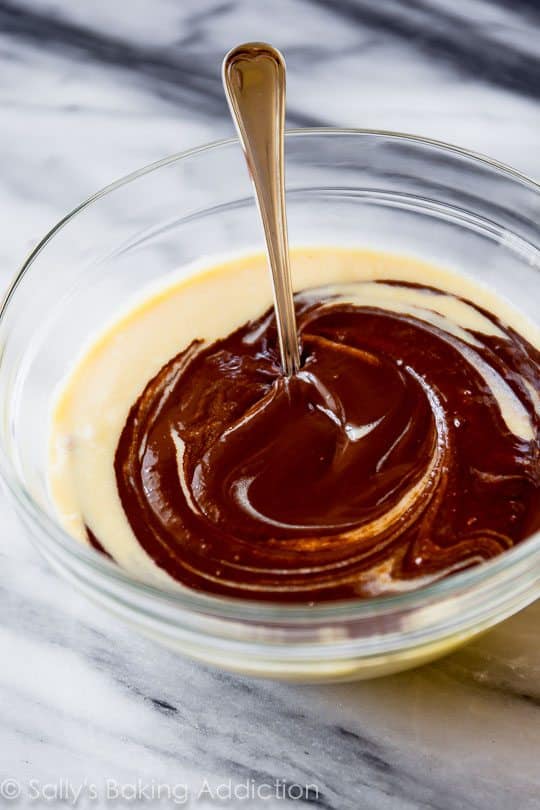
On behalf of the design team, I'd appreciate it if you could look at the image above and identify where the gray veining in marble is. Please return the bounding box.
[0,1,539,808]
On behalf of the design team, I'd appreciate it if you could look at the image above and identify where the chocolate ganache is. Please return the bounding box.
[112,281,540,601]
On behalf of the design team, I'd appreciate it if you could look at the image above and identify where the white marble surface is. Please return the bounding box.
[0,1,539,807]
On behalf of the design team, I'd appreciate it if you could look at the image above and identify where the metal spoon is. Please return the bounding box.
[222,42,300,377]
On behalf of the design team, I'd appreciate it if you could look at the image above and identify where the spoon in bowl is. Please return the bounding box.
[222,42,301,377]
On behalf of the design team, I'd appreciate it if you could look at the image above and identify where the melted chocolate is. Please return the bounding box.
[111,283,540,602]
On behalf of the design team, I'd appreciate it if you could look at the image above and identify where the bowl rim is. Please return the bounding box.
[1,126,539,623]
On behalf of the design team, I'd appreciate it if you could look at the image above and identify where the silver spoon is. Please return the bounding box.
[222,42,300,377]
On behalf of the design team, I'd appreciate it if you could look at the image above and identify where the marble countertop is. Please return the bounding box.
[1,1,539,807]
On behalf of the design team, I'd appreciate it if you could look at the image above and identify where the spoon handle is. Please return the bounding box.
[223,42,300,377]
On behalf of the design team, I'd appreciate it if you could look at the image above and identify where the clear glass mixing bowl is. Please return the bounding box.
[0,130,538,682]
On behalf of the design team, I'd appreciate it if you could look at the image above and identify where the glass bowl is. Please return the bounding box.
[0,129,538,682]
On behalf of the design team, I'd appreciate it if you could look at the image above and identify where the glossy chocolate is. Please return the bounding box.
[111,283,540,602]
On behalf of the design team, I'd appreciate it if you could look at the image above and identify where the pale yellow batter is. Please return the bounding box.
[49,246,540,592]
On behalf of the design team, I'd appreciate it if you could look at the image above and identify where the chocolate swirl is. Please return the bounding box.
[113,282,540,601]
